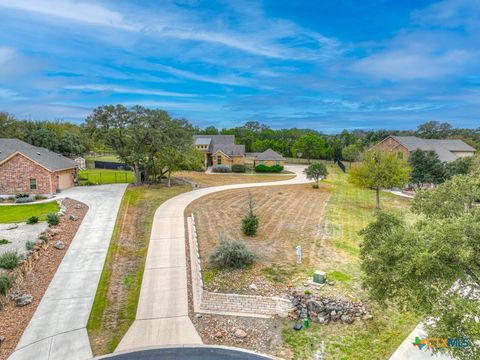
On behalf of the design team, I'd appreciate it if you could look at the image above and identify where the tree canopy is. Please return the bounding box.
[408,149,445,187]
[360,173,480,360]
[304,162,328,188]
[349,150,411,208]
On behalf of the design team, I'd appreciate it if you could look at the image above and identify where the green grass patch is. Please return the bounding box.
[87,183,191,356]
[0,239,11,245]
[328,271,351,282]
[203,268,220,285]
[0,201,60,223]
[79,169,134,185]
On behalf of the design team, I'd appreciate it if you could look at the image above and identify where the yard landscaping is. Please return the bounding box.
[187,165,418,359]
[175,170,295,187]
[87,181,191,355]
[79,169,134,184]
[0,201,60,223]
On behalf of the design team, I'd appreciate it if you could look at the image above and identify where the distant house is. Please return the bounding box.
[0,139,77,195]
[372,136,475,162]
[193,135,285,169]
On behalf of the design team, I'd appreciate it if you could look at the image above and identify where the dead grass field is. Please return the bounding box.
[175,170,295,187]
[186,183,336,295]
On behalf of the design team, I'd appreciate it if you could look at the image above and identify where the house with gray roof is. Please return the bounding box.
[373,135,475,162]
[0,138,77,195]
[193,135,285,169]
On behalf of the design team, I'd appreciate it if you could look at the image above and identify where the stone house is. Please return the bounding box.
[0,139,78,195]
[372,136,475,162]
[193,135,286,169]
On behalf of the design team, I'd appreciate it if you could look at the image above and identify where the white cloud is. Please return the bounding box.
[0,46,15,65]
[0,87,22,99]
[64,84,196,97]
[0,0,137,30]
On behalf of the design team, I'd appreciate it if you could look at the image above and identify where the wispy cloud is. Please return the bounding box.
[64,84,196,97]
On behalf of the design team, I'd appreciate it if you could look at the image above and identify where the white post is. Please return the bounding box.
[296,245,302,264]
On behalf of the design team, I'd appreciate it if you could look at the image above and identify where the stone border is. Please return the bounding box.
[188,214,292,318]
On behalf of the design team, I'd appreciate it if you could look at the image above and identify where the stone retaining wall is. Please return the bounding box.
[188,214,292,317]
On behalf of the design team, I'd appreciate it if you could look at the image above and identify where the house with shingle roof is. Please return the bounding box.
[373,135,475,162]
[0,138,77,195]
[193,135,285,169]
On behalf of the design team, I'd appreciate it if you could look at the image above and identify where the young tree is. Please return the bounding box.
[360,173,480,360]
[408,149,445,187]
[242,193,259,236]
[304,162,328,188]
[349,150,411,209]
[342,144,361,168]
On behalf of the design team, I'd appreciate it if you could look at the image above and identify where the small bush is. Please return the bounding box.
[47,212,60,226]
[255,164,284,173]
[242,193,259,236]
[0,251,21,269]
[15,197,34,203]
[212,165,231,173]
[15,193,29,199]
[38,235,49,243]
[209,237,256,269]
[231,164,246,173]
[0,239,11,245]
[26,240,36,251]
[0,275,11,295]
[27,216,39,224]
[35,195,48,200]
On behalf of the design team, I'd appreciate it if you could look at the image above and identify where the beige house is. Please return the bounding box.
[193,135,286,169]
[372,136,475,162]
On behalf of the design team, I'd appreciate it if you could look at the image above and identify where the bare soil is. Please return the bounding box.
[174,171,295,187]
[0,198,87,360]
[186,183,340,296]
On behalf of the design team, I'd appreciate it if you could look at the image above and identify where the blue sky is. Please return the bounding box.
[0,0,479,133]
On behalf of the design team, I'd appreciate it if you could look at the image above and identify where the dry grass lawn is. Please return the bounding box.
[175,170,295,187]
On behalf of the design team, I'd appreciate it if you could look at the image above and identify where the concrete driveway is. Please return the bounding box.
[117,166,310,352]
[8,184,127,360]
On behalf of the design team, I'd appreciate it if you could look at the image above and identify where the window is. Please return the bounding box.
[30,178,37,190]
[259,160,264,165]
[217,156,222,165]
[275,160,280,165]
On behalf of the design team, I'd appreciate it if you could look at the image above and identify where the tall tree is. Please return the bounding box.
[342,144,361,168]
[408,149,445,187]
[349,150,411,209]
[292,133,327,162]
[360,174,480,360]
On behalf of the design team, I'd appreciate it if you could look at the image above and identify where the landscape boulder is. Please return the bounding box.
[13,293,33,307]
[54,241,65,250]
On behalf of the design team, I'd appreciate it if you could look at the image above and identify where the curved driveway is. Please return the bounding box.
[116,165,310,352]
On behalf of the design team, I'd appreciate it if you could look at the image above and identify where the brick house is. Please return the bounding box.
[193,135,286,169]
[372,136,475,162]
[0,139,77,195]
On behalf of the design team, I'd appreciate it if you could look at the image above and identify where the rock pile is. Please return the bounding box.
[288,291,372,325]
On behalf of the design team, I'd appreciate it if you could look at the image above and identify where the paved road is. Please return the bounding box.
[116,165,311,352]
[101,346,272,360]
[9,184,128,360]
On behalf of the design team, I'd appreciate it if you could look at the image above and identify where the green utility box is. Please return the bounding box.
[313,271,327,284]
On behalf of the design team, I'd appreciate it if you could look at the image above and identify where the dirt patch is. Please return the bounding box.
[0,198,88,359]
[175,171,295,187]
[192,314,289,357]
[186,183,341,296]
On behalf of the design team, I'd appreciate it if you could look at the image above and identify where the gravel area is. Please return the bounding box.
[191,314,288,358]
[0,198,88,360]
[0,222,49,257]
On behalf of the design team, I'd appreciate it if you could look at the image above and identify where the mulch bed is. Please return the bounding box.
[0,198,88,359]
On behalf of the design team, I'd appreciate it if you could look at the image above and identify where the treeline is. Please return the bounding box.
[196,120,480,162]
[2,109,479,163]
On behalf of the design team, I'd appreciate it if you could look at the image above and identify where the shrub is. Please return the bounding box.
[27,216,39,224]
[38,235,49,243]
[47,212,60,226]
[231,164,246,173]
[212,165,231,173]
[15,193,29,199]
[26,240,36,251]
[242,193,259,236]
[15,197,34,203]
[0,251,21,269]
[255,164,284,173]
[35,195,48,200]
[0,275,11,295]
[0,239,11,245]
[209,237,256,269]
